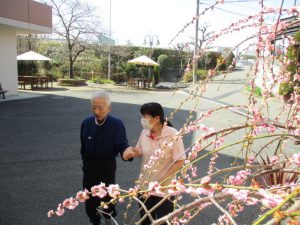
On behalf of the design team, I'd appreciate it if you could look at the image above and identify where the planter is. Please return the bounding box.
[58,78,86,86]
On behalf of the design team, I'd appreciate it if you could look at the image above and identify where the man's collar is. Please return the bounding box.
[94,115,108,126]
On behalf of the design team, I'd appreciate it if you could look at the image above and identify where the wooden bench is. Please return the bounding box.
[0,82,8,99]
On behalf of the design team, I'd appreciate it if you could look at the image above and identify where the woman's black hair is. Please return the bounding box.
[140,102,173,126]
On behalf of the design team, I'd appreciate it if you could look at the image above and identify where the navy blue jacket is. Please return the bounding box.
[80,115,129,162]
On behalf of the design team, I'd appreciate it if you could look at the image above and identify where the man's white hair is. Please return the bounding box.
[91,91,111,106]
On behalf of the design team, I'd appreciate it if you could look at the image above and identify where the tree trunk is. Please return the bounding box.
[69,55,74,79]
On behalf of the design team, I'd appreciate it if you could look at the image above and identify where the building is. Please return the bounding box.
[0,0,52,96]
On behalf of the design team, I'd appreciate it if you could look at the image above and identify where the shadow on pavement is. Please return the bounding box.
[0,95,256,225]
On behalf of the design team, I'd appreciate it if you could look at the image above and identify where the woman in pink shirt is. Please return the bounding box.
[124,102,186,225]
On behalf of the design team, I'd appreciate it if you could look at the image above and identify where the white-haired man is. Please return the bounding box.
[80,90,132,225]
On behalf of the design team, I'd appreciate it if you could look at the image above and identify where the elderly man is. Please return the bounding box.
[80,90,132,225]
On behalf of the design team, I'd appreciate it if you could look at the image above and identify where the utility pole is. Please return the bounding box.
[193,0,200,83]
[144,35,159,80]
[107,0,112,80]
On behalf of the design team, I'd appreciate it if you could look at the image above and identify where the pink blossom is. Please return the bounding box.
[55,204,65,216]
[292,153,300,165]
[226,189,249,201]
[199,124,209,131]
[107,184,121,199]
[217,0,224,3]
[247,156,255,164]
[289,6,298,14]
[229,175,243,186]
[168,180,186,196]
[294,128,300,136]
[47,210,55,218]
[246,197,259,206]
[201,176,211,185]
[91,183,107,198]
[265,7,275,13]
[270,155,279,164]
[76,189,90,202]
[267,32,276,41]
[275,48,282,55]
[229,170,251,186]
[148,181,164,196]
[195,187,214,196]
[267,125,276,133]
[62,197,79,210]
[259,190,284,208]
[208,127,215,134]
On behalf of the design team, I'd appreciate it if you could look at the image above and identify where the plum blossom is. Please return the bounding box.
[195,186,215,196]
[247,156,255,164]
[76,189,89,202]
[294,128,300,136]
[201,176,211,185]
[168,179,187,195]
[229,170,251,186]
[91,183,107,198]
[148,181,164,196]
[267,125,276,133]
[62,197,79,210]
[259,190,284,208]
[47,210,55,218]
[107,184,121,199]
[292,153,300,165]
[55,203,65,216]
[270,155,279,164]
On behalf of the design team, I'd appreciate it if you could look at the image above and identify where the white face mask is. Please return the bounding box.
[141,118,153,130]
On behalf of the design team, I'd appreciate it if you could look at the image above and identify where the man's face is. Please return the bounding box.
[91,98,111,122]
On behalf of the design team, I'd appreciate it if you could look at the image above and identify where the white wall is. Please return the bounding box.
[0,26,18,96]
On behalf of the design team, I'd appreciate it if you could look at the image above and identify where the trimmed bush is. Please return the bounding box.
[58,78,86,86]
[182,70,208,82]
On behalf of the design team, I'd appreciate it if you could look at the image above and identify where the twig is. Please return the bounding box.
[133,196,154,225]
[209,196,237,225]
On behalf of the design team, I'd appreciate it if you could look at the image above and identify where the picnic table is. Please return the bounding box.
[126,78,150,89]
[18,76,53,90]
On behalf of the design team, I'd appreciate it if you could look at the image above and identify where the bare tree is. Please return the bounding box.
[47,0,101,78]
[174,43,192,71]
[189,23,214,50]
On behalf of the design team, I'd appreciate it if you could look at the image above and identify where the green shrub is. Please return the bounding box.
[278,82,294,96]
[90,77,115,84]
[182,70,208,82]
[58,78,86,86]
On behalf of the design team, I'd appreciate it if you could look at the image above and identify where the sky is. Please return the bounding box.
[54,0,299,49]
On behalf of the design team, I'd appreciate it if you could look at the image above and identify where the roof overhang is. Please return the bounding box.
[0,17,52,34]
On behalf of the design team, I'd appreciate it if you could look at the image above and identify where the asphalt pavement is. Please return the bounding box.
[0,68,296,225]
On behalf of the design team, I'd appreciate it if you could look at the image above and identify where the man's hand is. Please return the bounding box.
[123,147,141,160]
[123,147,134,160]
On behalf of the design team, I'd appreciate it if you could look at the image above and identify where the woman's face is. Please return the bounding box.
[141,114,160,130]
